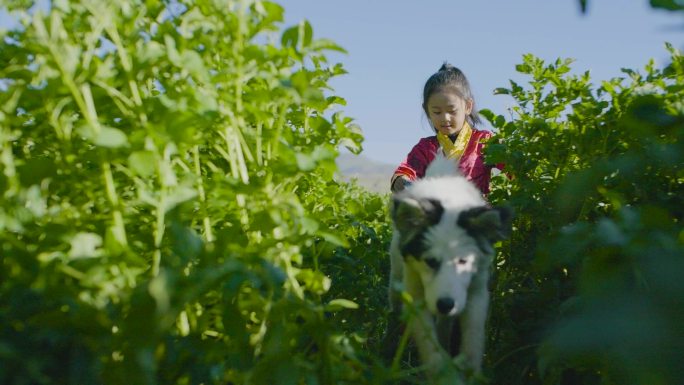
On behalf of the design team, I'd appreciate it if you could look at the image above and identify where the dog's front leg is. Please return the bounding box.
[410,307,446,375]
[404,268,446,376]
[435,316,454,354]
[388,235,404,312]
[459,275,490,372]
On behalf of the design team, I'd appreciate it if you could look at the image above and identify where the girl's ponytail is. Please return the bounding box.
[439,62,457,72]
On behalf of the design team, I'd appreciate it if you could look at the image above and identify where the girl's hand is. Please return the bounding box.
[391,176,412,193]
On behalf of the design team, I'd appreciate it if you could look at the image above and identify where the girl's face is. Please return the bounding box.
[425,88,473,136]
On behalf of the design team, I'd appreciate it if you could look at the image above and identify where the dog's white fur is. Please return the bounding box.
[388,154,510,378]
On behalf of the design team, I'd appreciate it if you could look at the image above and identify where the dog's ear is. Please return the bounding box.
[391,197,444,234]
[458,205,513,243]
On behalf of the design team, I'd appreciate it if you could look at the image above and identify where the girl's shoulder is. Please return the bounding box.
[413,135,439,148]
[472,128,494,139]
[471,128,496,146]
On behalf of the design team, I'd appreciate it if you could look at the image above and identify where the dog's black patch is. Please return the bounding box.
[457,205,512,252]
[400,234,428,259]
[457,206,490,253]
[423,256,441,271]
[396,198,444,259]
[457,206,489,238]
[420,198,444,225]
[392,197,444,225]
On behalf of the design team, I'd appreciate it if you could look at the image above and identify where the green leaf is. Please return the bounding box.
[104,224,128,256]
[281,20,313,52]
[297,269,331,295]
[163,184,198,213]
[515,63,532,74]
[138,40,165,63]
[326,96,347,106]
[299,216,319,234]
[53,0,70,12]
[68,232,103,259]
[169,221,203,261]
[255,1,284,24]
[479,108,495,121]
[311,144,335,162]
[310,38,347,54]
[180,50,209,82]
[18,158,56,186]
[164,34,181,66]
[326,298,358,311]
[578,0,588,13]
[93,126,128,148]
[281,25,299,49]
[128,151,156,177]
[318,231,349,248]
[496,114,506,128]
[595,219,626,246]
[295,152,315,171]
[650,0,684,11]
[299,20,313,48]
[148,271,171,314]
[484,143,506,164]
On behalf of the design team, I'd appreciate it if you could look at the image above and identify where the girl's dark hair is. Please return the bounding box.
[422,62,481,128]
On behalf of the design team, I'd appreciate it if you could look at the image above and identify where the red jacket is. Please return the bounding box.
[393,129,498,195]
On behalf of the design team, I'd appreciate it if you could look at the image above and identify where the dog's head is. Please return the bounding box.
[391,177,512,317]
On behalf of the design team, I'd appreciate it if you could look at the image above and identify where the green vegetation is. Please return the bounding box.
[1,1,682,384]
[482,45,684,385]
[0,1,388,383]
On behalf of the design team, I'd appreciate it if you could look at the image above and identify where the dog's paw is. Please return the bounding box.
[432,363,466,385]
[452,354,479,377]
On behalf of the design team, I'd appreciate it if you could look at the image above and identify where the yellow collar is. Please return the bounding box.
[436,121,473,160]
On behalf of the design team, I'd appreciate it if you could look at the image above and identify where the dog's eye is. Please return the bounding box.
[424,257,440,270]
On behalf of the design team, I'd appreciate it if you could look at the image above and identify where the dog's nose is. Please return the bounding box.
[436,297,455,314]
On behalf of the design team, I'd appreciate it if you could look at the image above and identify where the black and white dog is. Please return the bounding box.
[388,154,511,379]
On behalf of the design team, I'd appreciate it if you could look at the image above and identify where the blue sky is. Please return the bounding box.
[279,1,683,165]
[2,1,682,166]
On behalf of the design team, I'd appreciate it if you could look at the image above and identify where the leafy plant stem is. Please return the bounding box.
[152,189,166,277]
[102,160,129,248]
[269,103,288,159]
[1,129,19,196]
[256,122,263,166]
[221,123,249,184]
[390,316,412,372]
[192,145,214,242]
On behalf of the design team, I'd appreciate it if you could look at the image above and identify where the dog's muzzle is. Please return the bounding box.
[436,297,455,315]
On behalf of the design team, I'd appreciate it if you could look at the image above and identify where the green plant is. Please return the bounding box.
[3,1,682,384]
[482,44,683,385]
[0,1,391,384]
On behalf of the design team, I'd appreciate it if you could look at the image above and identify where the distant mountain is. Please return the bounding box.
[336,153,396,194]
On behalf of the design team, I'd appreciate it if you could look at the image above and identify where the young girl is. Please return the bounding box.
[391,63,500,195]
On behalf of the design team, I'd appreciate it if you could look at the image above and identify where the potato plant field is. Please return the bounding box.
[1,1,682,385]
